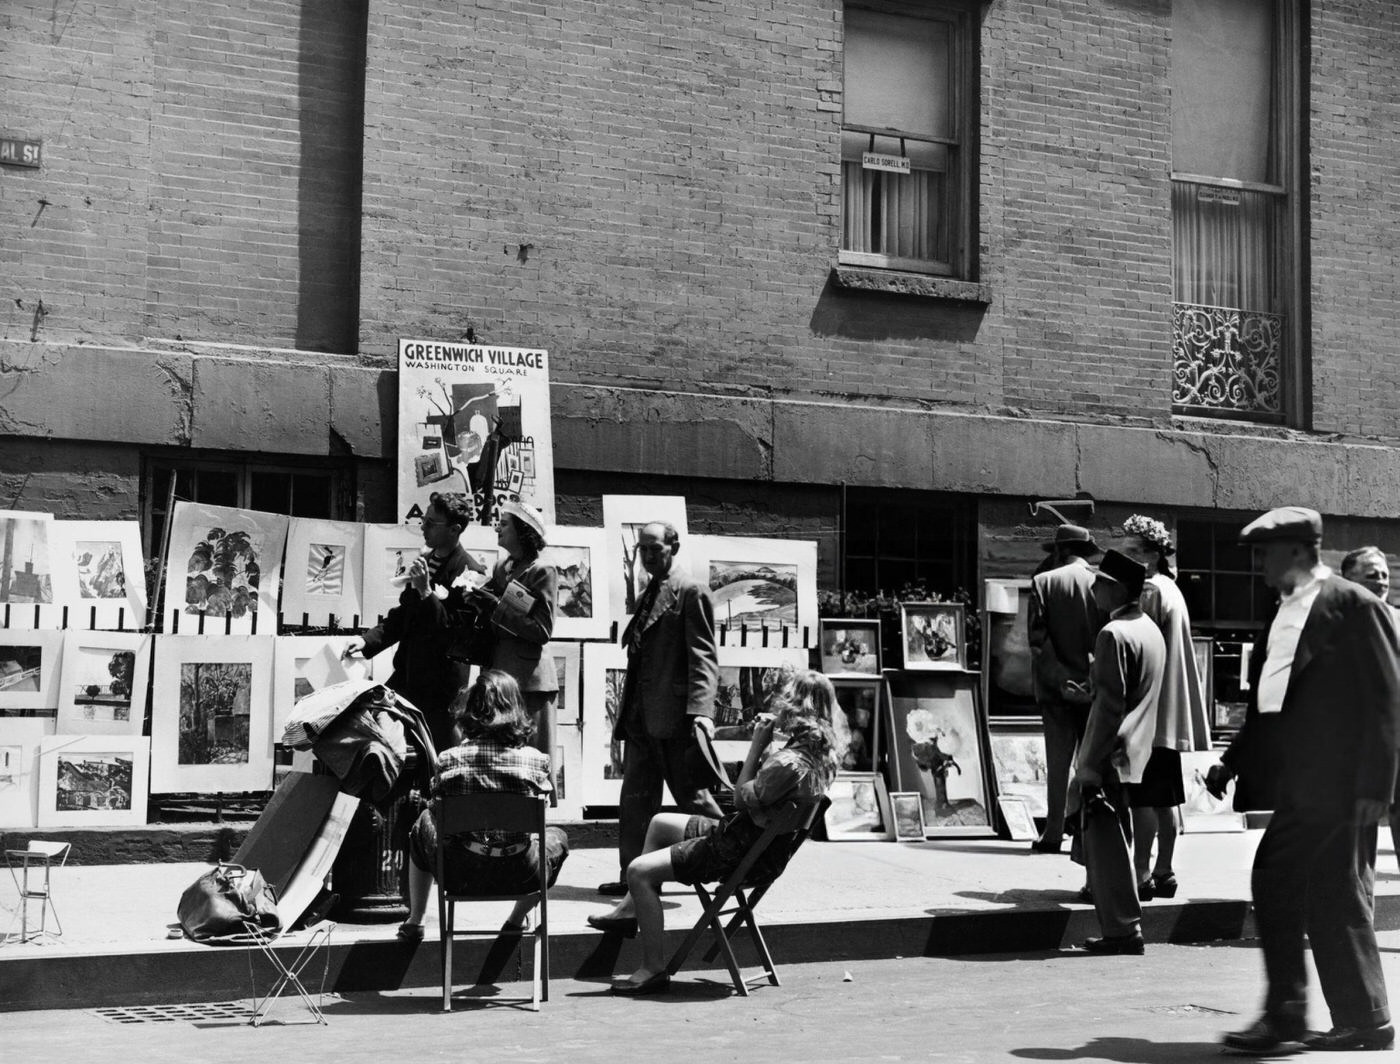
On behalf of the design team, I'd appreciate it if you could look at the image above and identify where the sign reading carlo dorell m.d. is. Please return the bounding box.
[396,339,555,528]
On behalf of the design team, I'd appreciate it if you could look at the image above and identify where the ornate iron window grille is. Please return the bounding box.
[1172,301,1283,420]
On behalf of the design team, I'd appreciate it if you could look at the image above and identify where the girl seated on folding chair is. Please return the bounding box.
[397,669,569,942]
[588,669,844,994]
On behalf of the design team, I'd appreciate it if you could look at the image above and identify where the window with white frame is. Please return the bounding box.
[840,2,976,278]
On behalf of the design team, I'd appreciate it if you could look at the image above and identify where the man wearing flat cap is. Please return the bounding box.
[1209,507,1399,1054]
[1027,524,1109,853]
[1070,549,1164,955]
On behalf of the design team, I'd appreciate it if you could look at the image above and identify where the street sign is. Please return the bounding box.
[0,137,42,168]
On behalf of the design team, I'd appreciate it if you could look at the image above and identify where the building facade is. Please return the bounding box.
[4,1,1400,702]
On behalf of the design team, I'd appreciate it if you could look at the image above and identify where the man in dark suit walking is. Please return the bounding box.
[597,521,725,896]
[1028,524,1107,853]
[1208,507,1399,1054]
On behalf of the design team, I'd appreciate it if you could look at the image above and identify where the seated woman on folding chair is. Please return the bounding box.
[589,669,843,995]
[397,669,569,942]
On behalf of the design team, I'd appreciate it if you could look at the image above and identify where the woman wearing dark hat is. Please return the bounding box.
[1120,514,1211,900]
[479,499,559,758]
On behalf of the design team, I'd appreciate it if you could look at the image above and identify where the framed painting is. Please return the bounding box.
[690,535,818,646]
[982,579,1038,722]
[272,635,373,739]
[544,640,582,727]
[833,677,881,773]
[988,726,1049,818]
[280,518,365,628]
[885,670,995,837]
[1179,750,1246,833]
[55,631,151,735]
[150,635,275,793]
[47,519,147,630]
[602,494,688,627]
[900,602,966,671]
[0,629,65,711]
[820,618,881,677]
[580,641,630,806]
[823,772,892,842]
[0,719,49,828]
[997,795,1038,841]
[165,502,288,635]
[890,792,926,842]
[711,645,809,768]
[36,734,150,828]
[540,525,610,640]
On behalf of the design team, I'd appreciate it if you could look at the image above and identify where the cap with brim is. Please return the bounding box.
[1095,549,1147,597]
[1041,523,1101,555]
[1238,506,1323,545]
[500,499,547,542]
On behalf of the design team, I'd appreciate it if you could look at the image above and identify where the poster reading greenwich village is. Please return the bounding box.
[397,339,556,527]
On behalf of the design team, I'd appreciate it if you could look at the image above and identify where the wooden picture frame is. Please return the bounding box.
[47,519,147,630]
[0,629,65,711]
[900,601,967,671]
[833,677,881,774]
[988,725,1049,819]
[541,526,610,640]
[820,618,881,677]
[890,791,926,841]
[823,772,893,841]
[37,734,150,828]
[689,534,818,646]
[55,631,151,736]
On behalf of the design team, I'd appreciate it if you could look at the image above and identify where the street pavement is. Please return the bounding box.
[6,932,1400,1063]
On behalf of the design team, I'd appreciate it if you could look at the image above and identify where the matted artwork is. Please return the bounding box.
[997,795,1038,841]
[890,792,926,842]
[989,727,1049,818]
[0,511,54,610]
[165,503,288,635]
[823,772,892,842]
[602,494,689,626]
[901,602,966,671]
[885,670,994,837]
[47,519,147,630]
[541,526,610,640]
[55,631,151,735]
[833,678,880,773]
[37,734,150,827]
[458,524,502,577]
[151,635,275,793]
[820,618,881,677]
[1179,750,1246,833]
[280,519,365,627]
[361,523,431,626]
[273,635,373,739]
[982,579,1037,721]
[0,719,48,828]
[397,339,556,526]
[690,535,818,644]
[544,641,582,727]
[0,629,65,711]
[711,645,809,767]
[580,641,630,805]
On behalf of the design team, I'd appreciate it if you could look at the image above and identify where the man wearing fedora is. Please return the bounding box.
[1207,507,1399,1054]
[1027,524,1108,853]
[1071,549,1164,955]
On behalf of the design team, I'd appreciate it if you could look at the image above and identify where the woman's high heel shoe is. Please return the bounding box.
[1150,872,1179,898]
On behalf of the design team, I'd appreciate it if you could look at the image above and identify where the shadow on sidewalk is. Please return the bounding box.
[1011,1036,1225,1062]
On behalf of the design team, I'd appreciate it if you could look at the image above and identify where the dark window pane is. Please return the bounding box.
[845,558,876,597]
[1179,572,1211,620]
[845,514,878,556]
[249,471,291,514]
[878,503,921,557]
[1176,521,1212,569]
[1252,579,1275,621]
[1214,574,1255,623]
[197,470,239,508]
[1215,538,1255,573]
[290,474,333,519]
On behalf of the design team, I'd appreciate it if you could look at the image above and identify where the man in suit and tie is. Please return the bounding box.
[597,521,725,896]
[1028,524,1108,853]
[1208,508,1399,1054]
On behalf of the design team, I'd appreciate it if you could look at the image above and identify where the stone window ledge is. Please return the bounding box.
[832,265,993,305]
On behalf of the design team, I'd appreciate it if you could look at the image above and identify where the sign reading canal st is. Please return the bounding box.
[0,137,42,168]
[397,339,555,527]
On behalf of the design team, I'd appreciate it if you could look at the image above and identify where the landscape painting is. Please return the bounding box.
[37,735,151,827]
[541,526,609,639]
[689,535,818,646]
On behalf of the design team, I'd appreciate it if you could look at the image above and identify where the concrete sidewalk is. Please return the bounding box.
[4,828,1400,1012]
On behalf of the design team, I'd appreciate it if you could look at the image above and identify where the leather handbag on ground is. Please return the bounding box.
[177,862,281,945]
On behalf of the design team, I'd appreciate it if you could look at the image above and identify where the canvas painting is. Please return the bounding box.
[690,535,818,646]
[602,495,689,626]
[47,520,147,630]
[820,619,881,677]
[151,635,275,793]
[890,792,926,841]
[280,518,365,627]
[989,729,1049,818]
[37,735,150,828]
[0,629,65,711]
[886,671,994,837]
[55,631,151,735]
[580,641,629,806]
[0,719,48,828]
[165,503,288,635]
[833,678,880,773]
[273,635,372,738]
[397,340,556,527]
[982,579,1037,720]
[541,526,609,640]
[823,773,891,841]
[0,511,54,611]
[1179,750,1246,833]
[901,602,966,670]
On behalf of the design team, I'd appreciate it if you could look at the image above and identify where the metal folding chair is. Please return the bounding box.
[4,840,71,944]
[436,793,551,1012]
[665,796,829,996]
[243,919,335,1026]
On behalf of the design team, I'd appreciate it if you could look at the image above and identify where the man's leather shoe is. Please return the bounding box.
[1304,1023,1395,1051]
[1080,932,1144,955]
[597,880,628,896]
[1028,838,1062,855]
[1221,1015,1307,1055]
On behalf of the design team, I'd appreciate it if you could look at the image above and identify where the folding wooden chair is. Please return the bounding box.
[435,793,550,1012]
[665,795,829,996]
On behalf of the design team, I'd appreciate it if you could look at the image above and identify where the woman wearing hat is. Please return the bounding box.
[479,499,559,757]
